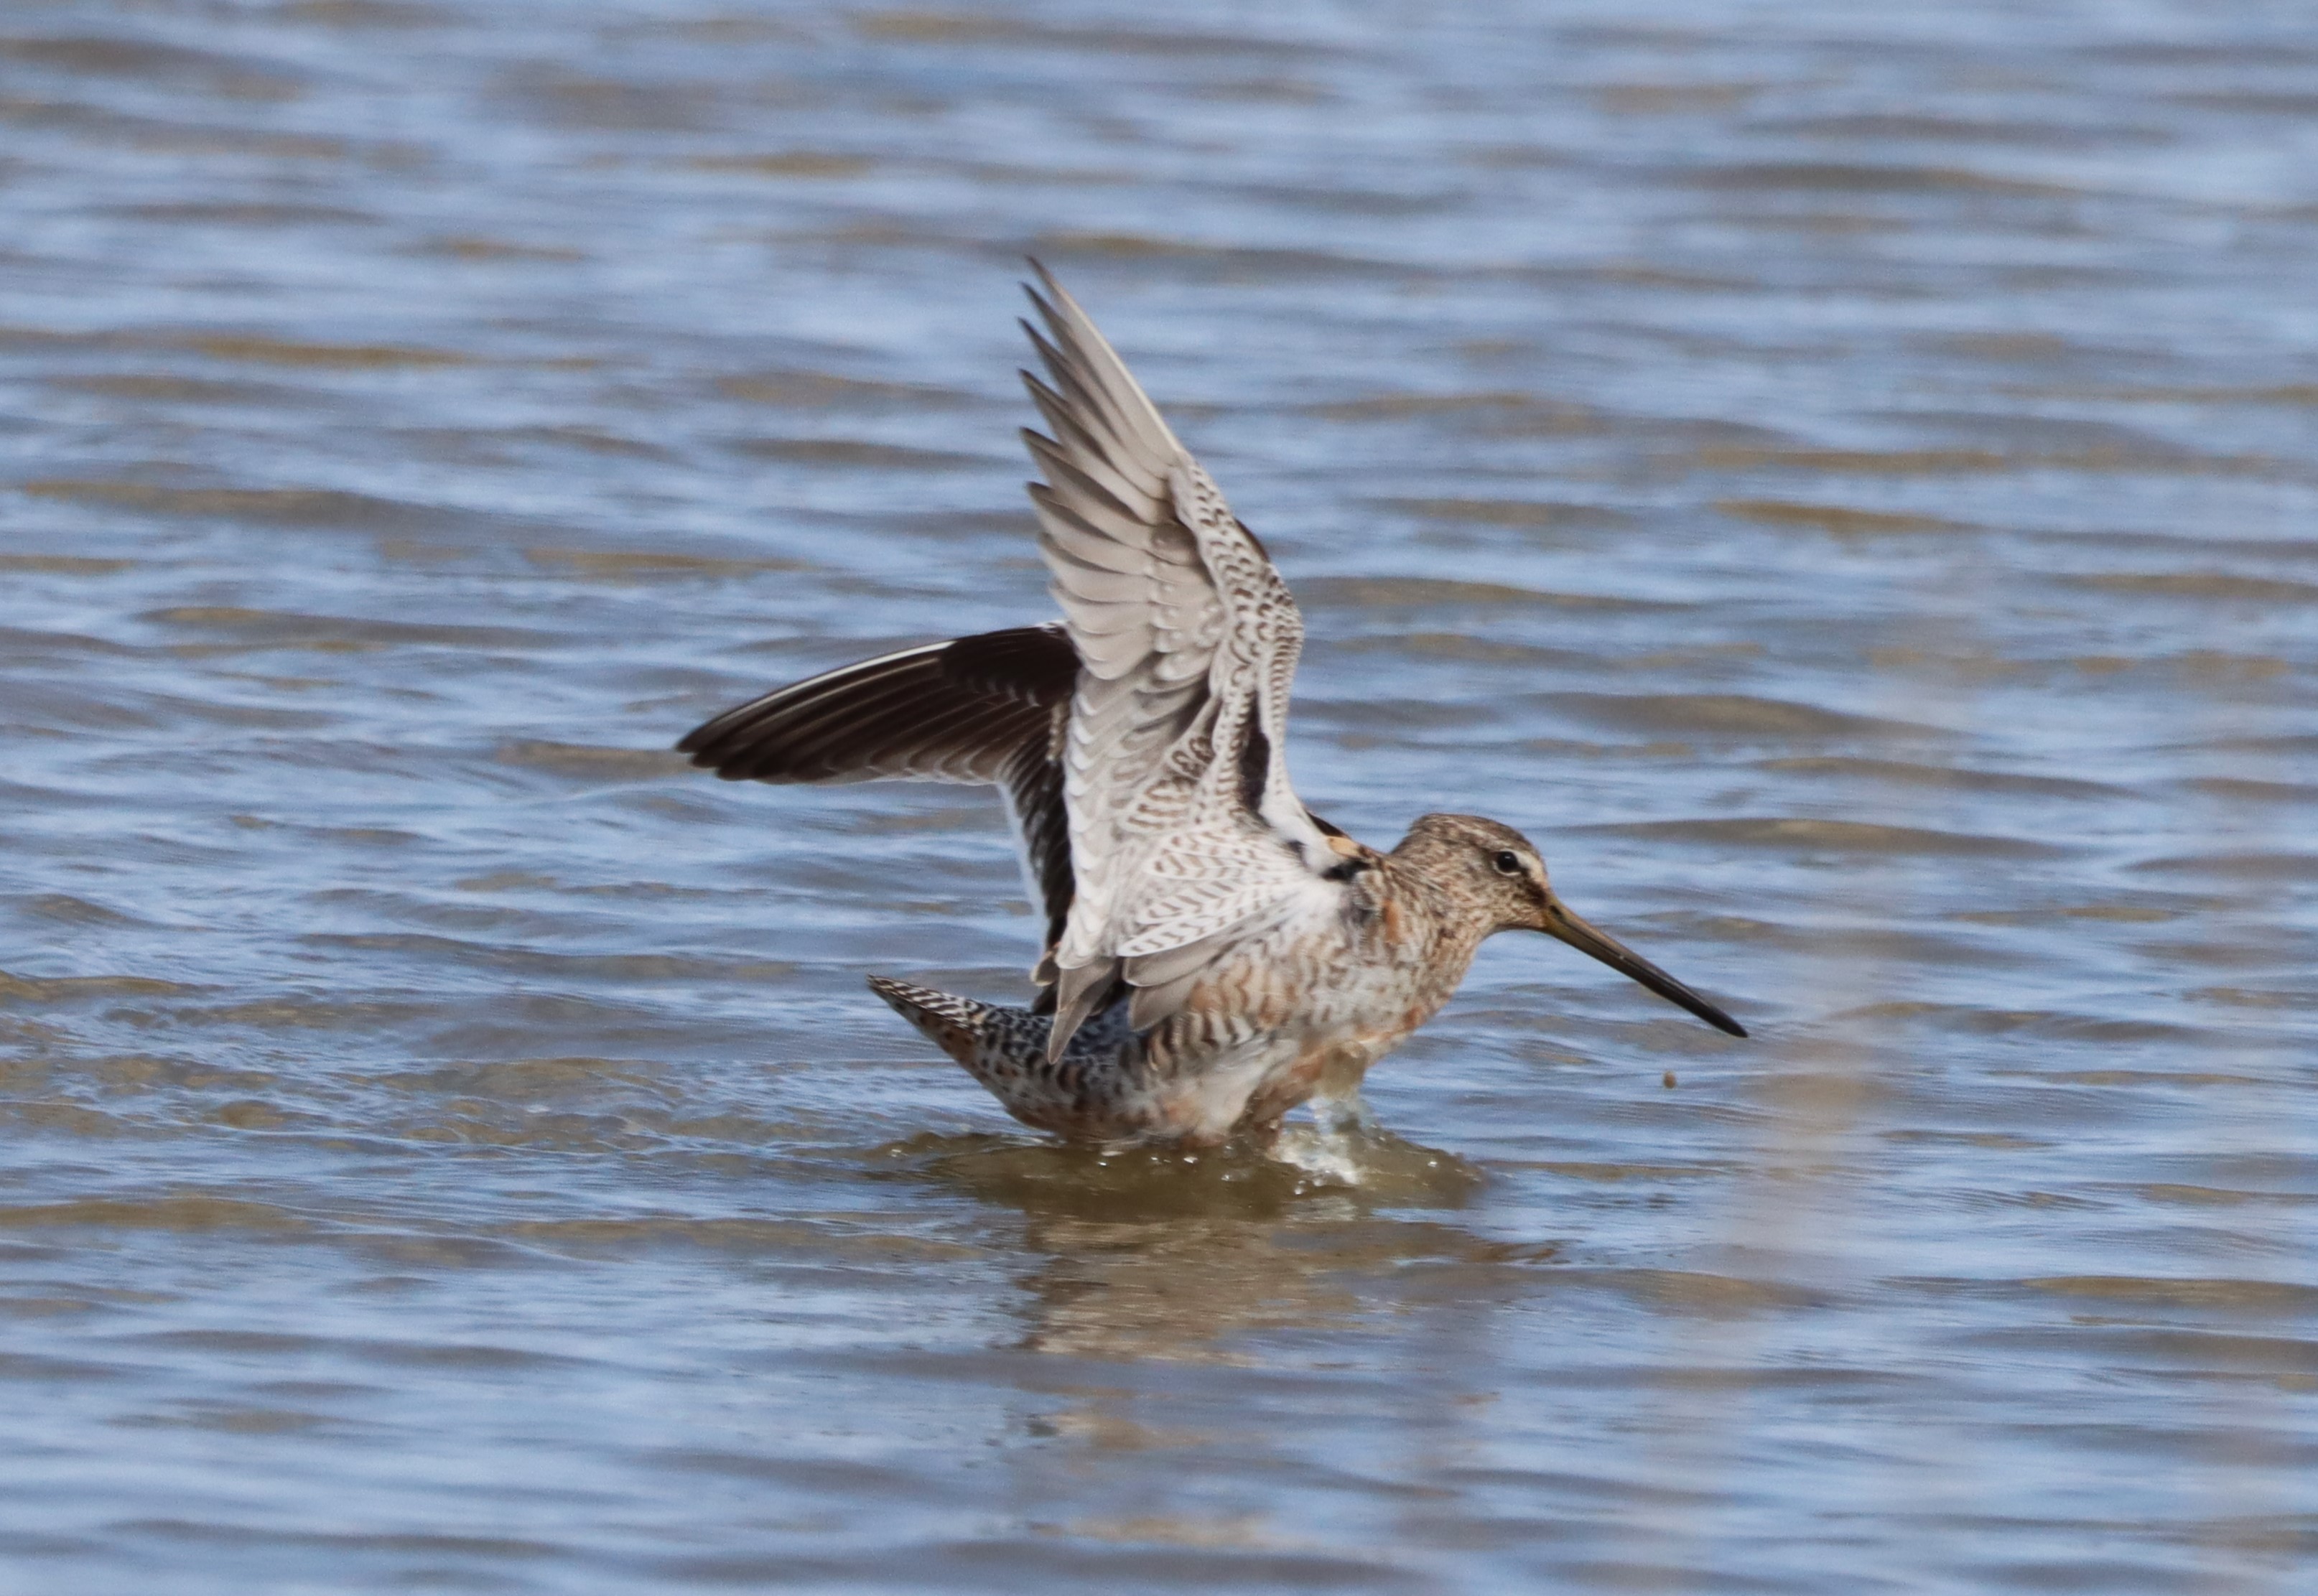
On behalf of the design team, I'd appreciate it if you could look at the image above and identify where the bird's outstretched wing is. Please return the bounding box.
[1019,263,1340,1056]
[676,625,1079,975]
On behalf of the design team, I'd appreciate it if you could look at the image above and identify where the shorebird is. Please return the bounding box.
[679,265,1746,1147]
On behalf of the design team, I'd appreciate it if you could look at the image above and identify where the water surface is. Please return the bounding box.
[3,1,2314,1590]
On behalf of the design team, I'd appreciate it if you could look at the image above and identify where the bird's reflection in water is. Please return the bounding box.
[883,1124,1528,1367]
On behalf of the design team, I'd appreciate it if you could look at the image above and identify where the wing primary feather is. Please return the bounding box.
[1015,319,1165,499]
[707,674,985,780]
[1018,429,1143,524]
[1024,266,1183,462]
[1023,320,1154,470]
[774,696,1034,784]
[677,643,946,760]
[941,623,1076,703]
[1027,474,1166,554]
[1023,442,1159,546]
[681,627,1081,783]
[1020,373,1147,509]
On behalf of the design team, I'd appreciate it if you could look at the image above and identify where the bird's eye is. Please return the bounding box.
[1491,850,1524,876]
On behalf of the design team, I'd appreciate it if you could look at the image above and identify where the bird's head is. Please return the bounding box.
[1398,813,1746,1038]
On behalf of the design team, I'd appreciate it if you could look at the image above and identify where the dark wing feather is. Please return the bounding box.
[677,627,1069,785]
[944,625,1081,704]
[677,625,1079,973]
[997,738,1072,1010]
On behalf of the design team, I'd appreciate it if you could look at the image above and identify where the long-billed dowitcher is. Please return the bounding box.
[680,265,1746,1147]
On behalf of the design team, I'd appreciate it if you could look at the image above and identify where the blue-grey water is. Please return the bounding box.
[3,1,2314,1591]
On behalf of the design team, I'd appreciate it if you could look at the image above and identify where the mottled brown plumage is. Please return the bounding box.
[871,813,1740,1145]
[682,266,1747,1147]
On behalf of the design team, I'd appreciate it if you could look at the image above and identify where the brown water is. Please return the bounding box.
[4,1,2314,1590]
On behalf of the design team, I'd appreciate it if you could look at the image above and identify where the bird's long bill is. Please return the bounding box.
[1541,897,1748,1038]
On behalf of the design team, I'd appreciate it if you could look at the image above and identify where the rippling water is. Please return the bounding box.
[4,1,2314,1590]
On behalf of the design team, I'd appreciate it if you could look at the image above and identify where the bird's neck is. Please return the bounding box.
[1368,841,1498,1006]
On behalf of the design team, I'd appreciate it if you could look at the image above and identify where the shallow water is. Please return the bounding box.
[4,0,2315,1590]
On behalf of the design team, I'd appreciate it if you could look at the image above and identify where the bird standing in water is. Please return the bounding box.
[679,266,1746,1147]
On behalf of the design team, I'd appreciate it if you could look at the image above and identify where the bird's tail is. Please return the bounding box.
[866,975,1010,1067]
[867,974,1145,1142]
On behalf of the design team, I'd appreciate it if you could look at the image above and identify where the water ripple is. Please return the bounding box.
[0,1,2312,1592]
